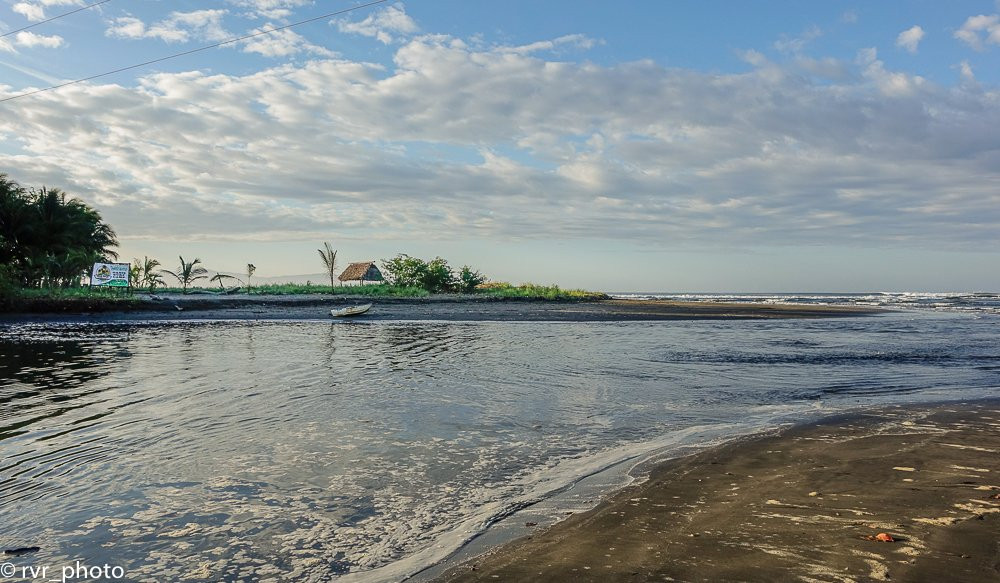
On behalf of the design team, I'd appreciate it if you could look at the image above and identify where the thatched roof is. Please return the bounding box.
[339,261,383,281]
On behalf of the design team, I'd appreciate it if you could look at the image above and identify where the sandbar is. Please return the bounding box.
[0,295,881,322]
[435,401,1000,582]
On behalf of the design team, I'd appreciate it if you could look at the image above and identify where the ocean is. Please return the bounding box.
[611,291,1000,314]
[1,295,997,581]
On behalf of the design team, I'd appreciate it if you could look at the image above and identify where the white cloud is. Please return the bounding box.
[105,16,146,40]
[106,10,230,43]
[774,25,822,54]
[104,9,325,56]
[957,60,975,82]
[499,34,598,55]
[14,30,64,48]
[858,47,926,96]
[739,49,769,67]
[228,0,311,21]
[10,0,83,20]
[2,33,999,250]
[12,2,46,21]
[0,30,66,51]
[896,25,924,53]
[954,13,1000,50]
[336,3,417,44]
[241,25,334,57]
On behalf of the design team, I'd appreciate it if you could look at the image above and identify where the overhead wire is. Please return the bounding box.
[1,0,112,38]
[0,0,389,104]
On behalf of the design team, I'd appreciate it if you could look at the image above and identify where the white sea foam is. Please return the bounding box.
[610,291,1000,314]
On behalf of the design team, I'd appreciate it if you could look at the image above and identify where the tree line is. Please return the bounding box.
[0,174,118,289]
[0,172,490,297]
[379,254,486,293]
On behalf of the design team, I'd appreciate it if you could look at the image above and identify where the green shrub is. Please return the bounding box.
[458,266,486,293]
[476,282,608,300]
[380,254,462,293]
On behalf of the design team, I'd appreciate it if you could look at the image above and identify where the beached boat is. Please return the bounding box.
[330,303,372,317]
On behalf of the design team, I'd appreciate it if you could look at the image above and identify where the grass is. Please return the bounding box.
[475,282,608,300]
[244,283,429,297]
[16,283,429,297]
[2,285,143,313]
[16,286,137,300]
[3,282,606,308]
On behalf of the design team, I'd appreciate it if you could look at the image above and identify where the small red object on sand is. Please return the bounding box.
[874,533,894,542]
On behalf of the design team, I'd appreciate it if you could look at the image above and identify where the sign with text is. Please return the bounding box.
[90,262,130,288]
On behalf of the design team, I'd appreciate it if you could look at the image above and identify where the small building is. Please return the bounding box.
[339,261,384,286]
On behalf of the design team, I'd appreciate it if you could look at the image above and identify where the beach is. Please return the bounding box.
[0,294,881,322]
[435,401,1000,583]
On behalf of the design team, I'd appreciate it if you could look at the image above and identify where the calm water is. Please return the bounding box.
[1,310,998,581]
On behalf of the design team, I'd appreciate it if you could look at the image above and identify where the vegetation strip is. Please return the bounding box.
[1,174,606,312]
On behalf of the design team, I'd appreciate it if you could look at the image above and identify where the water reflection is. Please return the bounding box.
[0,315,997,581]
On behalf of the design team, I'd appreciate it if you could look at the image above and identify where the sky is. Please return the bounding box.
[1,0,999,292]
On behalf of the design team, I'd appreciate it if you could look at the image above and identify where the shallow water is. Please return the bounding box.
[1,311,998,581]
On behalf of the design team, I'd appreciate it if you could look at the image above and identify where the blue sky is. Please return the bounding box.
[1,1,999,291]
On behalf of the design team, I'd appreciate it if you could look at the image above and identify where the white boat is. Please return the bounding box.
[330,303,372,317]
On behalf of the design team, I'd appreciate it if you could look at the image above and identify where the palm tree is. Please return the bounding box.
[0,176,121,289]
[246,263,256,292]
[0,175,34,286]
[130,260,142,288]
[161,256,208,294]
[1,180,119,288]
[210,273,242,291]
[317,242,338,288]
[132,256,164,292]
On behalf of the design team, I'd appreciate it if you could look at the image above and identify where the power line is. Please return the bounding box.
[1,0,113,38]
[0,0,389,104]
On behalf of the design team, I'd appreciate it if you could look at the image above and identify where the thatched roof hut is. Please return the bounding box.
[339,261,384,284]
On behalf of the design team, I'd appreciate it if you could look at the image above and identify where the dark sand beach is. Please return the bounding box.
[436,402,1000,583]
[1,295,881,322]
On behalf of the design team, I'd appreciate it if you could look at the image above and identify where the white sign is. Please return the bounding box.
[90,262,130,288]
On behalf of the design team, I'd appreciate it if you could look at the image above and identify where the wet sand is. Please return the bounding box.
[1,295,880,322]
[436,401,1000,583]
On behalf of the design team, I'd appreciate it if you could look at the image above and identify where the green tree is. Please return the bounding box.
[0,175,34,286]
[381,254,428,288]
[423,257,457,292]
[134,256,165,292]
[161,256,208,294]
[380,254,462,293]
[130,260,142,289]
[317,242,339,288]
[458,266,487,293]
[0,175,118,288]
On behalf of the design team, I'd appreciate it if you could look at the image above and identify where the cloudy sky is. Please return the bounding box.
[1,1,998,291]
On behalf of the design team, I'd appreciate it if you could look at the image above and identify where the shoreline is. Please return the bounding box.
[0,295,882,323]
[432,399,1000,583]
